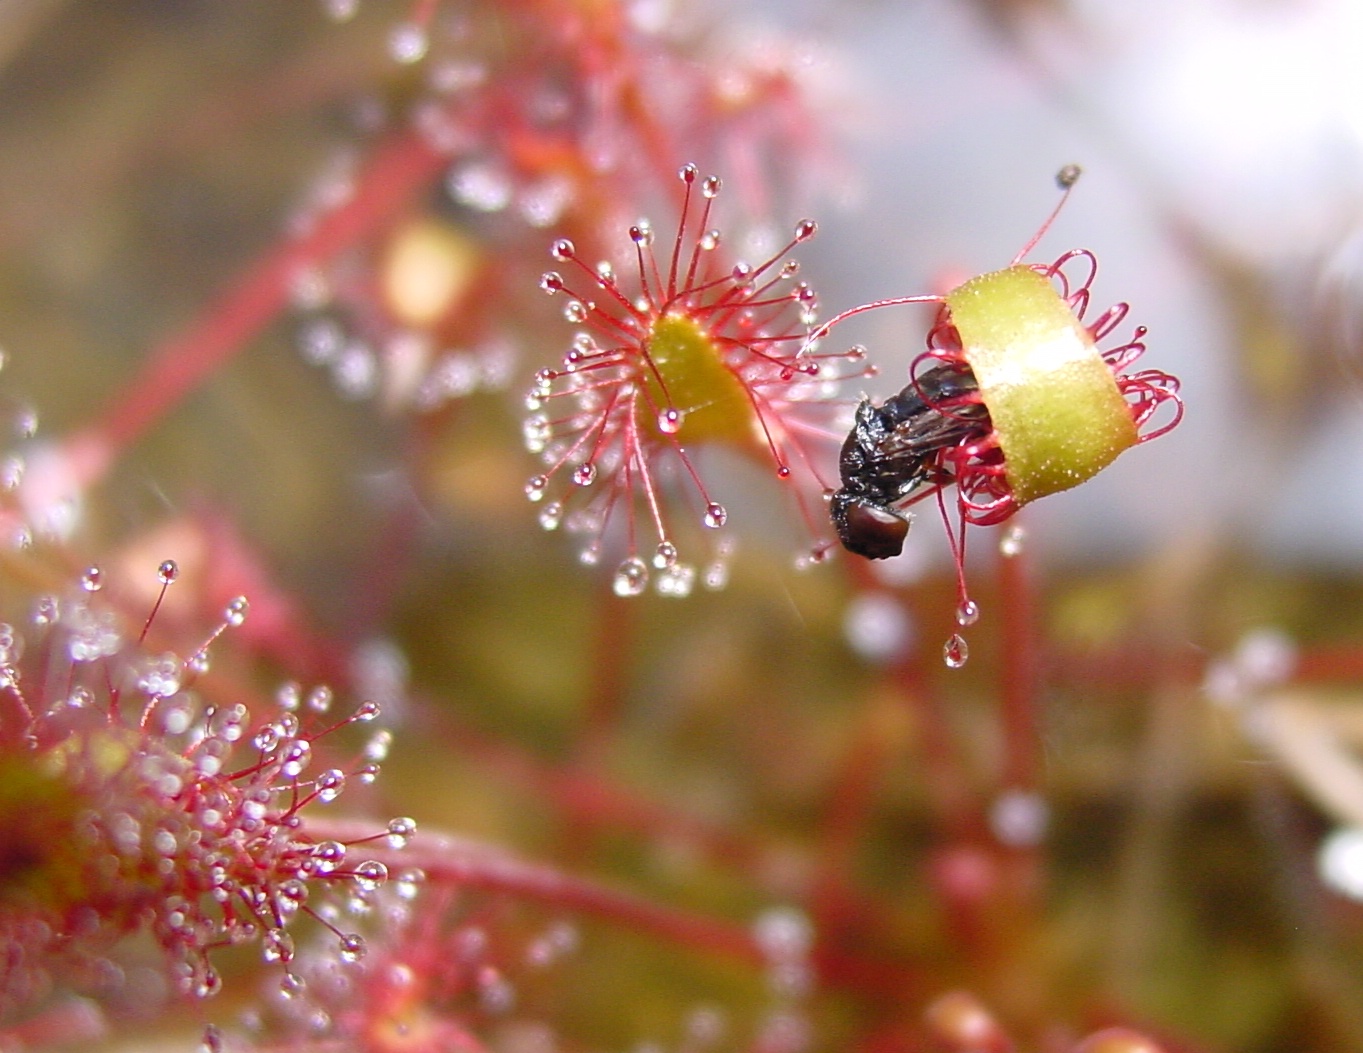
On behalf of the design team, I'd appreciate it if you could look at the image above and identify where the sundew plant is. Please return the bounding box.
[2,4,1362,1053]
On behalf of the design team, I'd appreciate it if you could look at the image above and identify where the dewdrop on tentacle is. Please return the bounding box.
[525,163,873,597]
[812,166,1183,666]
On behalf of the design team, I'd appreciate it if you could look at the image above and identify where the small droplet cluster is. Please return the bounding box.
[254,875,582,1048]
[0,563,412,1006]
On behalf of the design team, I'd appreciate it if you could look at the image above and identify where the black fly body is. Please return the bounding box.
[830,364,991,560]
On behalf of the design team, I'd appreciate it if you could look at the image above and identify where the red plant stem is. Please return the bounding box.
[420,701,907,955]
[842,557,979,838]
[1295,644,1363,684]
[996,529,1039,794]
[893,649,978,841]
[62,123,449,490]
[810,694,902,939]
[575,584,635,769]
[314,820,923,1002]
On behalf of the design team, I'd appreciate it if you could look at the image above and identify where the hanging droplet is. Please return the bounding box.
[943,633,969,669]
[612,556,649,597]
[80,566,102,592]
[955,599,980,627]
[703,502,727,529]
[279,970,305,999]
[653,540,678,568]
[571,462,596,487]
[999,524,1026,558]
[657,407,683,434]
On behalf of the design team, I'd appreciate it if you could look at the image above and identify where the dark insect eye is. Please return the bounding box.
[838,499,909,560]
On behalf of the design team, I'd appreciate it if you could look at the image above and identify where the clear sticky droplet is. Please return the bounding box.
[279,970,304,999]
[955,599,980,627]
[999,524,1026,558]
[353,859,388,891]
[653,540,678,568]
[657,407,683,434]
[538,501,564,531]
[353,700,381,722]
[80,566,102,592]
[703,502,727,529]
[943,633,969,669]
[571,462,596,487]
[386,816,417,848]
[525,475,549,502]
[612,556,649,597]
[315,769,346,802]
[655,563,696,598]
[224,597,249,627]
[158,560,179,584]
[388,22,428,64]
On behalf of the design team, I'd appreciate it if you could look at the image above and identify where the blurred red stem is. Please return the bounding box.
[67,123,447,486]
[315,821,923,1001]
[997,535,1039,792]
